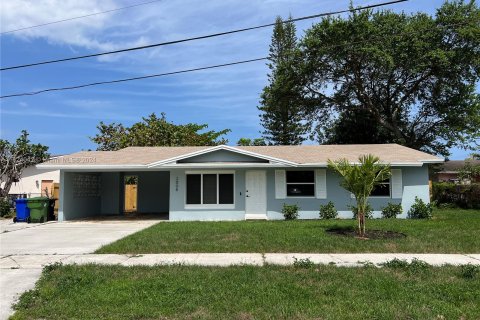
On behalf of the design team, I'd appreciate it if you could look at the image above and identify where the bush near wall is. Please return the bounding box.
[432,182,480,209]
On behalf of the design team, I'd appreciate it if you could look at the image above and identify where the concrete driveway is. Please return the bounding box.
[0,219,159,319]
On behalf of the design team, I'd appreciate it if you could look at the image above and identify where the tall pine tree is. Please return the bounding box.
[258,16,307,145]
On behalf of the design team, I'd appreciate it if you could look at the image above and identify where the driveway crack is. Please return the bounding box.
[463,254,480,262]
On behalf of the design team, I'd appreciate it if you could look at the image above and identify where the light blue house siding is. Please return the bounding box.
[168,166,429,221]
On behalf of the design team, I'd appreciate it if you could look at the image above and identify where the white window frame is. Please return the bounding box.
[286,170,316,198]
[184,170,235,209]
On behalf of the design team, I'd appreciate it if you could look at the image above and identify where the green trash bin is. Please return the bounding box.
[27,197,49,223]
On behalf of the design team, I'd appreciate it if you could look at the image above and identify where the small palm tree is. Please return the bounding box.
[328,154,391,238]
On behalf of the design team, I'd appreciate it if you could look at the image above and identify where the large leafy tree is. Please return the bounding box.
[0,130,50,197]
[328,154,391,237]
[319,108,396,144]
[90,113,231,151]
[258,16,308,145]
[299,1,480,156]
[236,137,267,146]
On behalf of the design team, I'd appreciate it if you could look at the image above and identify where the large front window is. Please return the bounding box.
[186,172,234,206]
[286,171,315,197]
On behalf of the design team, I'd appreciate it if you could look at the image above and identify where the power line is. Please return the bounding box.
[0,0,408,71]
[1,20,470,99]
[1,0,163,35]
[0,57,268,99]
[1,19,470,99]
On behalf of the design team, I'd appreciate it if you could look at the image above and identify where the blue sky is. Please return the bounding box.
[0,0,474,158]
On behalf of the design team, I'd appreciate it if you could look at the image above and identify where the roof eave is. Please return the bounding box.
[36,164,147,170]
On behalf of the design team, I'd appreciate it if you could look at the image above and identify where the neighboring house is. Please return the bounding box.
[8,165,60,198]
[434,159,480,183]
[37,144,443,221]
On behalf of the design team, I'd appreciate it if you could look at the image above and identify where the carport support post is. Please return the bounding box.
[58,170,65,222]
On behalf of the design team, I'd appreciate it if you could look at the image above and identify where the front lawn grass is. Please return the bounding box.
[96,209,480,253]
[12,264,480,320]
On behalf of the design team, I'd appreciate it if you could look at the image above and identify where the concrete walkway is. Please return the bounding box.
[1,252,479,320]
[1,218,479,319]
[0,219,160,320]
[2,253,480,269]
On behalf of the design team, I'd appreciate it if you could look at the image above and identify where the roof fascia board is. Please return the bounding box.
[36,164,146,170]
[420,159,444,163]
[298,162,424,167]
[160,163,292,168]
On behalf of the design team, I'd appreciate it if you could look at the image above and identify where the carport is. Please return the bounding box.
[60,171,170,221]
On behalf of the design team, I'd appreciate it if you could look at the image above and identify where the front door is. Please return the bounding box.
[245,170,267,217]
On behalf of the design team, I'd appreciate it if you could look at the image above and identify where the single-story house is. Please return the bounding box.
[434,159,480,183]
[7,165,60,199]
[37,144,443,221]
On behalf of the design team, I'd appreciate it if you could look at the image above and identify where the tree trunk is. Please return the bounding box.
[357,213,362,236]
[361,212,366,237]
[358,211,366,238]
[0,178,14,198]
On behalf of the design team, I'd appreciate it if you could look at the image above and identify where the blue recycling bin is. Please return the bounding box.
[14,198,30,223]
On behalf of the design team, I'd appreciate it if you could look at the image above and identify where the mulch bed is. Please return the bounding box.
[326,227,407,240]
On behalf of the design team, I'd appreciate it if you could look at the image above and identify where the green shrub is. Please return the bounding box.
[319,201,338,219]
[293,257,315,268]
[381,258,430,274]
[350,203,373,219]
[381,203,402,218]
[460,264,479,279]
[282,203,299,220]
[407,197,433,219]
[432,182,480,209]
[0,197,13,217]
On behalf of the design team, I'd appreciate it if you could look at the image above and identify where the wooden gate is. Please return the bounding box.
[124,184,138,212]
[51,183,60,218]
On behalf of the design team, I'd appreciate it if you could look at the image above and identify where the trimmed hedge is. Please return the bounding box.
[432,182,480,209]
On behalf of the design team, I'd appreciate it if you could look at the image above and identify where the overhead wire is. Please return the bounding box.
[0,0,408,71]
[0,58,268,98]
[1,0,164,34]
[1,20,472,99]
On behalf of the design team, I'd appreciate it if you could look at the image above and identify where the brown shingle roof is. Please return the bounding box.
[439,159,480,173]
[40,144,443,167]
[237,144,441,164]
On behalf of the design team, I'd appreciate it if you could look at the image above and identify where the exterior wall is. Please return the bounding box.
[7,166,59,197]
[59,171,101,221]
[135,171,170,213]
[400,166,430,218]
[59,165,430,221]
[168,166,430,221]
[169,168,247,221]
[101,172,121,215]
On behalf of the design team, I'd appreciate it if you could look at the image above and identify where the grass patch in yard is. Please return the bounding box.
[12,263,480,320]
[96,209,480,253]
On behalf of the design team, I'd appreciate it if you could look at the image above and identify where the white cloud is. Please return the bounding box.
[1,0,353,70]
[1,0,117,50]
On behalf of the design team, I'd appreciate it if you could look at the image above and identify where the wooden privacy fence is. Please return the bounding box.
[124,184,138,212]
